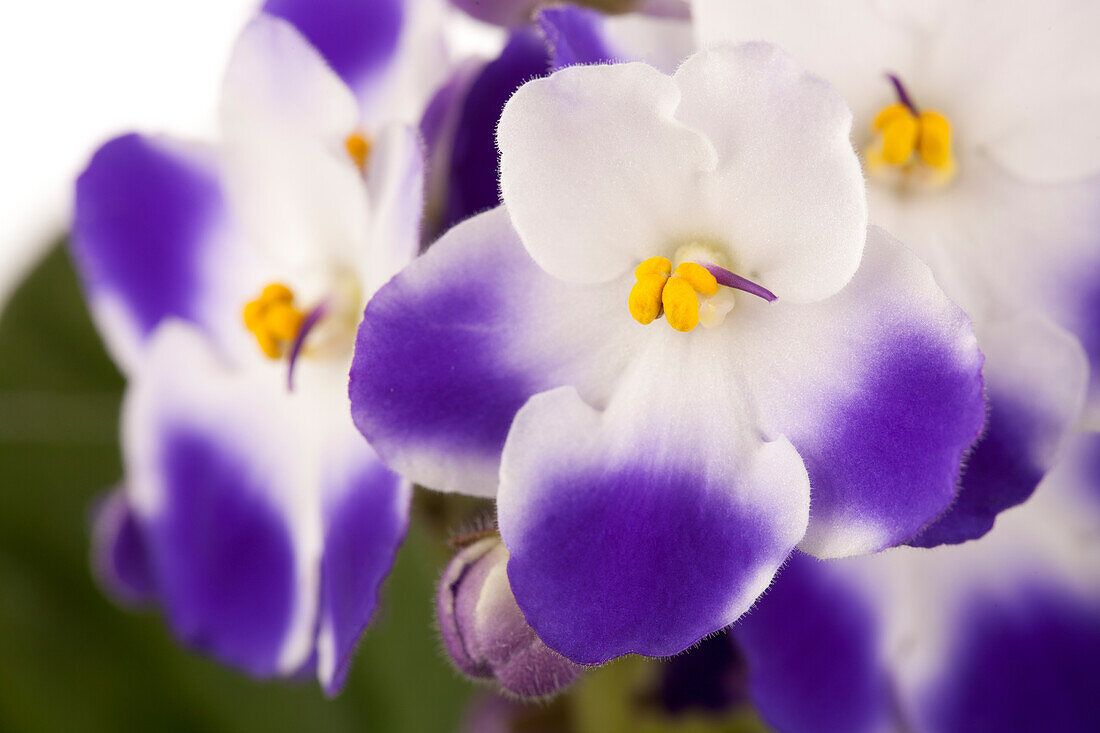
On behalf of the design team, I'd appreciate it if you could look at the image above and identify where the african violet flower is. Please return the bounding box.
[726,430,1100,733]
[694,0,1097,545]
[350,44,986,663]
[77,8,437,693]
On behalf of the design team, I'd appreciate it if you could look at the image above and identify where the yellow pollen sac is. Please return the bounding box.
[661,276,700,332]
[917,111,952,168]
[673,262,718,297]
[874,103,919,165]
[345,132,371,172]
[871,104,955,173]
[243,283,305,359]
[628,256,723,332]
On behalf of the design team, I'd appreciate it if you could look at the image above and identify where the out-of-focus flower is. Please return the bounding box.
[694,0,1097,545]
[351,45,985,664]
[723,430,1100,733]
[74,7,440,693]
[437,535,582,697]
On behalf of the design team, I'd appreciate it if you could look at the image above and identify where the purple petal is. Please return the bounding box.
[536,6,617,71]
[915,582,1100,733]
[732,553,893,733]
[72,134,225,356]
[450,0,540,27]
[148,427,297,676]
[739,228,987,557]
[439,29,549,234]
[351,207,638,496]
[262,0,403,92]
[317,452,410,695]
[498,386,809,664]
[912,316,1087,547]
[91,490,156,605]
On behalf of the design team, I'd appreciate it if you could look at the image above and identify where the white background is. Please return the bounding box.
[0,1,257,310]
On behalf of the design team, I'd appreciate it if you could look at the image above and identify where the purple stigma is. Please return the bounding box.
[699,264,777,303]
[286,303,328,391]
[886,73,919,115]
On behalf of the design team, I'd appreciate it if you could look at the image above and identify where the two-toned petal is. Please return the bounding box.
[316,428,410,694]
[350,207,644,496]
[736,227,985,557]
[72,134,230,371]
[498,330,810,663]
[124,324,321,676]
[911,314,1087,546]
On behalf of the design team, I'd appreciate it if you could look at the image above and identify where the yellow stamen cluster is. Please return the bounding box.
[345,132,371,173]
[628,257,719,332]
[243,283,304,359]
[872,103,954,170]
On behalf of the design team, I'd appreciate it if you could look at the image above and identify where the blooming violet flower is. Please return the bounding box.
[694,0,1097,545]
[729,431,1100,733]
[75,9,437,693]
[350,45,986,663]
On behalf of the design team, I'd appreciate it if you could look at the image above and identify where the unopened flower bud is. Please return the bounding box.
[437,536,582,698]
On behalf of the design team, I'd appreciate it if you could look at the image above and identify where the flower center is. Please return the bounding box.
[243,283,305,359]
[864,74,955,188]
[628,252,776,333]
[345,131,371,173]
[243,273,361,389]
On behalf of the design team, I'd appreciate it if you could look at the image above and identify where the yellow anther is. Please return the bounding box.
[874,104,919,165]
[345,132,371,173]
[917,111,952,169]
[243,282,305,359]
[661,275,700,332]
[635,256,672,279]
[870,103,955,175]
[628,273,669,325]
[673,262,718,297]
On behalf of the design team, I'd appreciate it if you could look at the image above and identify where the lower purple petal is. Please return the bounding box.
[733,553,893,733]
[915,582,1100,733]
[149,427,297,676]
[317,453,409,694]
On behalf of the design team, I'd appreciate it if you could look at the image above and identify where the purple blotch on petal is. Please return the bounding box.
[733,553,893,733]
[911,391,1047,547]
[507,461,778,664]
[319,457,408,695]
[798,329,985,550]
[262,0,403,91]
[149,428,296,676]
[919,582,1100,733]
[72,134,223,337]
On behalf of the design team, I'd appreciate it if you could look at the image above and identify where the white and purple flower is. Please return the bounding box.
[694,0,1098,545]
[350,45,986,663]
[76,5,439,693]
[729,430,1100,732]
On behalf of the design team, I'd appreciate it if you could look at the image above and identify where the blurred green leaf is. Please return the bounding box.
[0,244,472,732]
